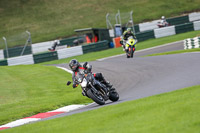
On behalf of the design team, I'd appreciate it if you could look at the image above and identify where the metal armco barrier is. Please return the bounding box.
[189,12,200,22]
[139,20,160,32]
[31,41,54,54]
[57,46,83,60]
[154,26,176,38]
[0,50,4,60]
[193,21,200,31]
[7,54,34,66]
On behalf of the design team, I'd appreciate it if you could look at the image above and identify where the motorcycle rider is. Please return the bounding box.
[120,28,137,51]
[158,16,169,27]
[69,59,112,96]
[48,39,60,51]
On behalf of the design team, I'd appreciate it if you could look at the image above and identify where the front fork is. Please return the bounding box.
[128,46,135,52]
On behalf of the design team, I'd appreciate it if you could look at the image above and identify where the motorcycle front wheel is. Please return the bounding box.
[126,50,130,58]
[87,89,105,105]
[130,46,135,58]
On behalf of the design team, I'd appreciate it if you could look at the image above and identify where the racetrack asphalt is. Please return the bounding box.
[43,40,200,121]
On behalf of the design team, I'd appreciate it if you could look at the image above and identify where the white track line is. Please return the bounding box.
[0,118,41,128]
[56,66,73,74]
[48,105,86,112]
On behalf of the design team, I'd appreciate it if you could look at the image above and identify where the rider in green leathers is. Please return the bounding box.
[120,28,137,51]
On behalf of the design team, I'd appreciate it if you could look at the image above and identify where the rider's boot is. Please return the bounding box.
[106,81,112,88]
[103,80,112,88]
[122,45,125,51]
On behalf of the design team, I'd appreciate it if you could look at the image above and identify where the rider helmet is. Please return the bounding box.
[127,28,132,33]
[69,59,79,71]
[161,16,165,19]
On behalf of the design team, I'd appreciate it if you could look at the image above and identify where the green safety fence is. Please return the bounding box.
[135,30,155,42]
[59,36,78,47]
[167,15,189,25]
[33,51,58,64]
[175,22,194,34]
[82,40,109,54]
[0,59,8,66]
[3,46,32,58]
[134,25,140,33]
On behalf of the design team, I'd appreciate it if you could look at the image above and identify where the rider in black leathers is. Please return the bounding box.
[69,59,112,96]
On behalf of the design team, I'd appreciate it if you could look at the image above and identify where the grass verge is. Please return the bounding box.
[41,30,200,65]
[4,85,200,133]
[0,65,91,125]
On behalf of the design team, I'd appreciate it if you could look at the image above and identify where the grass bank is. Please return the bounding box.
[4,85,200,133]
[0,65,91,125]
[0,0,200,48]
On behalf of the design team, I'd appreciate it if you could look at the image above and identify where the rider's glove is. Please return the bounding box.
[84,70,88,74]
[73,84,78,88]
[66,81,71,86]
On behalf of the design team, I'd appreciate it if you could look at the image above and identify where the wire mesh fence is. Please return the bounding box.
[0,31,31,58]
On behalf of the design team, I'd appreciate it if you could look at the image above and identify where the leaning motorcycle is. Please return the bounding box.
[125,36,137,58]
[67,71,119,105]
[157,21,170,28]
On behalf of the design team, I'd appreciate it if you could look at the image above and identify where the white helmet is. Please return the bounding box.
[161,16,165,19]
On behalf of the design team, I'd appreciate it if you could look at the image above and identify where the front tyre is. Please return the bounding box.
[109,88,119,102]
[127,54,130,58]
[126,50,130,58]
[130,46,134,58]
[87,89,105,105]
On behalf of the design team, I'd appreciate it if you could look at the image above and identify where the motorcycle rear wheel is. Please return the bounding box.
[109,88,119,102]
[87,89,105,105]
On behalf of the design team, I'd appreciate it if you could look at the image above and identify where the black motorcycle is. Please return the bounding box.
[67,71,119,105]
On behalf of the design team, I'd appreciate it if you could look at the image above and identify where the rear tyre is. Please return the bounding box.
[87,89,105,105]
[109,88,119,102]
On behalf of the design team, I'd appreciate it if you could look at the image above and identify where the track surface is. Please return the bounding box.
[43,40,200,120]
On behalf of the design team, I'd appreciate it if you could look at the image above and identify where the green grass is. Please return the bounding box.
[0,65,91,125]
[4,85,200,133]
[0,0,200,48]
[145,48,200,56]
[41,30,200,65]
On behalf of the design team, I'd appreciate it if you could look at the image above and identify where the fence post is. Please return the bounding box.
[2,37,9,58]
[21,31,31,56]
